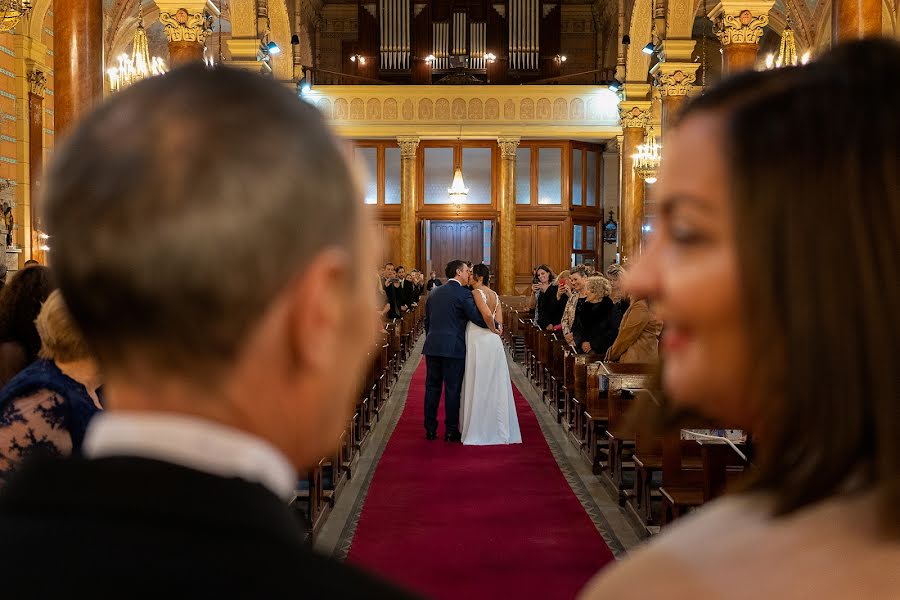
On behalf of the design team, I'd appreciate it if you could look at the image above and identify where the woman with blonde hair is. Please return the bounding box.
[572,276,620,355]
[0,291,103,483]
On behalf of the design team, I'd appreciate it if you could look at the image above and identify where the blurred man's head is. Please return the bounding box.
[43,65,378,470]
[383,262,395,278]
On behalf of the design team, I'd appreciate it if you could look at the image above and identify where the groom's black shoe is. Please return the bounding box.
[425,430,438,441]
[444,431,462,443]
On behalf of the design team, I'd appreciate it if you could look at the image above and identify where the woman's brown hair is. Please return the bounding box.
[674,39,899,534]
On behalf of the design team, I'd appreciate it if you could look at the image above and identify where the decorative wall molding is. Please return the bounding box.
[309,86,621,138]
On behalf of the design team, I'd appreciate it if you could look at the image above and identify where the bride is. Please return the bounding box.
[461,264,522,446]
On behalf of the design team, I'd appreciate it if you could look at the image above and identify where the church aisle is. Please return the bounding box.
[347,358,615,599]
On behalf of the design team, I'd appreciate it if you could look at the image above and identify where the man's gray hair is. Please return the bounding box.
[43,65,361,379]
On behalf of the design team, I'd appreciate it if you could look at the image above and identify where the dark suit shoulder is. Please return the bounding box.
[0,456,420,598]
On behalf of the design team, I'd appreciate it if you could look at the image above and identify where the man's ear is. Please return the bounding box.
[285,248,351,371]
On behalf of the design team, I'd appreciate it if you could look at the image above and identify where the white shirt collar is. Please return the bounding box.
[82,412,297,500]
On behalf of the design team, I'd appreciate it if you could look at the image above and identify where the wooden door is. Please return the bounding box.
[429,221,484,277]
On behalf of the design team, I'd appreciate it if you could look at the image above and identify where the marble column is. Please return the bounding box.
[618,103,651,264]
[27,68,46,264]
[833,0,882,41]
[53,0,103,137]
[398,137,419,271]
[711,2,774,76]
[497,137,520,296]
[156,2,214,66]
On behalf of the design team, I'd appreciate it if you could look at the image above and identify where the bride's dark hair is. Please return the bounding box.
[472,264,491,286]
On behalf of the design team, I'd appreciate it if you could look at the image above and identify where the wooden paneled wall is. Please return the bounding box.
[514,221,569,289]
[375,222,402,266]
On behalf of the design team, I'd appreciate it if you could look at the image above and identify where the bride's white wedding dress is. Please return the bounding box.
[461,288,522,446]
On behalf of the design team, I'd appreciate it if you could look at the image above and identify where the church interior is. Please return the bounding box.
[0,0,896,598]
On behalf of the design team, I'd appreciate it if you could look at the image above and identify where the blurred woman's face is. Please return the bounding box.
[537,269,550,283]
[570,273,585,292]
[625,114,753,427]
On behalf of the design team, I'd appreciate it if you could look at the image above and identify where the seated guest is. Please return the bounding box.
[426,271,442,292]
[0,65,416,598]
[572,276,617,355]
[580,40,900,599]
[604,293,661,363]
[537,269,569,332]
[605,263,630,310]
[0,266,55,387]
[561,267,588,347]
[0,291,103,484]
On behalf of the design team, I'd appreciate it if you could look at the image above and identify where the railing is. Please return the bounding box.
[526,68,616,85]
[306,68,393,86]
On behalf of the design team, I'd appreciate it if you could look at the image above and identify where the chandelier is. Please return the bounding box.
[107,3,167,93]
[0,0,31,32]
[764,17,811,69]
[633,128,661,184]
[448,167,469,206]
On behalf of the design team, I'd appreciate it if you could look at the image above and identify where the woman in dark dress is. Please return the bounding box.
[537,270,570,331]
[573,276,622,355]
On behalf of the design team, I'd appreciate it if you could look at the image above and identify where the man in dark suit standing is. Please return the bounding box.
[0,66,416,598]
[422,260,491,442]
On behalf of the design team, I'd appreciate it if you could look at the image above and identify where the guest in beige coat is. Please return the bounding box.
[604,297,661,363]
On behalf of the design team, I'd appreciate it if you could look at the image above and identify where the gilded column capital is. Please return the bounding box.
[27,68,47,98]
[714,9,769,45]
[653,68,698,96]
[497,137,520,159]
[397,136,420,158]
[159,7,214,44]
[619,104,651,129]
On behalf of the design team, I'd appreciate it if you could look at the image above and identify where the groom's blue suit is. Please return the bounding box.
[422,279,489,437]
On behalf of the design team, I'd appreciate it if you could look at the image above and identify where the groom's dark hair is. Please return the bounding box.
[472,264,491,286]
[445,260,466,280]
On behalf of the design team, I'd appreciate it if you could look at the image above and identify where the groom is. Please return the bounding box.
[422,260,490,442]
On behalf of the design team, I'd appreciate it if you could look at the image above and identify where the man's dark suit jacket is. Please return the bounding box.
[422,280,488,359]
[0,455,419,598]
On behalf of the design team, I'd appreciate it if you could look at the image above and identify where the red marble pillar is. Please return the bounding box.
[53,0,104,137]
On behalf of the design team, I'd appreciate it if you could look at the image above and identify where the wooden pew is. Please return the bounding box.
[582,362,609,474]
[600,363,655,503]
[659,431,749,526]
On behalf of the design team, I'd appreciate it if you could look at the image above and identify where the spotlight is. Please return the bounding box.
[484,52,497,63]
[642,42,655,55]
[350,54,367,65]
[267,41,282,55]
[608,79,623,92]
[622,34,631,45]
[555,54,567,63]
[290,34,300,46]
[298,77,311,95]
[425,54,435,64]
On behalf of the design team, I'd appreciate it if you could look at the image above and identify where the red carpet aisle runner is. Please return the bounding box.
[348,359,615,599]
